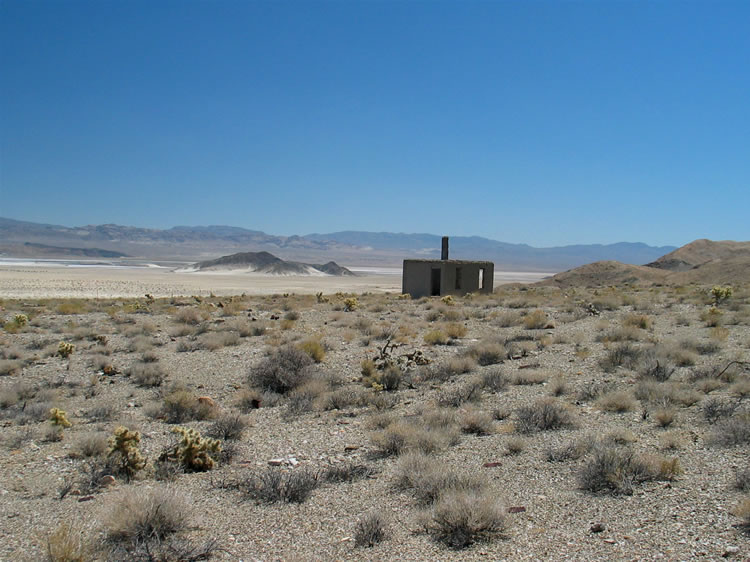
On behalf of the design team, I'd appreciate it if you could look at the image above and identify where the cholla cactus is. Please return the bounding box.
[316,292,330,304]
[108,426,147,478]
[343,297,359,312]
[13,314,28,327]
[711,286,732,305]
[49,408,72,428]
[57,341,75,358]
[168,426,221,471]
[441,295,455,306]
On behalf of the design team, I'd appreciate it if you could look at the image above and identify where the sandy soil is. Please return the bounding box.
[0,265,552,299]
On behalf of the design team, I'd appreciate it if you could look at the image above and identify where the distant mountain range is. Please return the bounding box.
[0,216,677,271]
[186,251,354,276]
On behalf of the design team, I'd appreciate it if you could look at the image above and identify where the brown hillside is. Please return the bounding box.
[537,260,669,288]
[647,239,750,271]
[539,239,750,288]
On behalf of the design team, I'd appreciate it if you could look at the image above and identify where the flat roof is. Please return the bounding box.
[403,259,494,265]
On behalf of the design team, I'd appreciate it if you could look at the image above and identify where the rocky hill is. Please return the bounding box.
[539,239,750,287]
[189,251,355,276]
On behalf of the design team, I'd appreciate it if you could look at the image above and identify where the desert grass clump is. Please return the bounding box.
[624,313,652,330]
[354,511,389,547]
[653,406,677,428]
[207,412,248,441]
[297,338,326,362]
[511,370,548,386]
[0,359,23,376]
[437,381,482,408]
[480,369,509,393]
[515,398,574,433]
[578,446,657,495]
[460,409,494,435]
[158,388,217,423]
[596,390,637,413]
[394,451,484,505]
[127,362,165,388]
[174,306,209,325]
[71,432,109,459]
[249,345,314,394]
[545,439,590,462]
[733,467,750,491]
[523,309,549,329]
[467,341,506,366]
[103,486,190,547]
[322,463,375,484]
[599,343,643,373]
[197,331,240,351]
[505,436,526,455]
[371,421,452,457]
[244,467,320,504]
[424,329,449,346]
[708,413,750,447]
[427,490,507,549]
[45,522,93,562]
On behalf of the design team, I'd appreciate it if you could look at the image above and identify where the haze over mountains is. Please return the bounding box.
[0,216,677,271]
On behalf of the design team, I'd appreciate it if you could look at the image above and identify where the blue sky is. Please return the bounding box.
[1,0,748,247]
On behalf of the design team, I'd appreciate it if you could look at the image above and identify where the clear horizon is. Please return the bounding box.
[2,1,749,248]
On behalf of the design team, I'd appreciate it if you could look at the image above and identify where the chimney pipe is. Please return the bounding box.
[441,236,449,260]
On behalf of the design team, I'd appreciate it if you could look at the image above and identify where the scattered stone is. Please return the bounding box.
[483,462,502,468]
[77,495,95,502]
[722,546,739,558]
[344,445,359,452]
[591,523,606,533]
[508,506,526,513]
[99,475,116,487]
[268,458,285,466]
[603,539,616,544]
[197,396,216,408]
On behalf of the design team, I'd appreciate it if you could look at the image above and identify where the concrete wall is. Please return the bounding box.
[402,260,494,298]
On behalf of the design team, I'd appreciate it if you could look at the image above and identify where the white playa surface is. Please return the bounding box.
[0,261,554,299]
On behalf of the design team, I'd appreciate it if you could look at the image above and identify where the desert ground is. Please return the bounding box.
[0,275,748,561]
[0,262,551,299]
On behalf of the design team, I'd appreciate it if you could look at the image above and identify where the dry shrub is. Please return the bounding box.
[494,311,522,327]
[467,341,506,366]
[624,314,652,329]
[545,439,590,462]
[0,359,22,376]
[734,498,750,533]
[423,356,476,382]
[653,407,677,428]
[243,467,320,503]
[297,338,326,362]
[599,343,644,372]
[511,370,547,386]
[158,388,217,423]
[596,390,637,413]
[428,490,507,549]
[355,511,389,547]
[708,413,750,446]
[515,398,575,433]
[437,381,482,408]
[197,331,240,350]
[46,522,92,562]
[659,431,684,451]
[127,362,165,388]
[578,446,678,495]
[523,309,548,330]
[207,412,247,441]
[734,467,750,492]
[480,369,509,393]
[104,486,190,545]
[596,326,642,343]
[174,307,208,325]
[443,322,468,339]
[249,345,314,394]
[395,451,484,505]
[459,409,494,435]
[424,329,448,346]
[505,436,525,455]
[71,432,108,459]
[371,421,453,457]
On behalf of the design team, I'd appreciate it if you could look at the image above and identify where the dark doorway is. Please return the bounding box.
[431,268,441,296]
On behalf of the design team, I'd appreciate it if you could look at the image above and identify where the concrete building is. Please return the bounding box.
[402,237,494,298]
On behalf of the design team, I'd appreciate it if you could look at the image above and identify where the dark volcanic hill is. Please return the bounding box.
[539,239,750,288]
[191,251,355,276]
